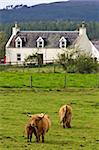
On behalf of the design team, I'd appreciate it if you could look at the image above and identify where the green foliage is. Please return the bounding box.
[0,21,99,40]
[24,53,38,66]
[0,32,7,58]
[0,89,99,149]
[57,48,78,72]
[0,71,99,88]
[75,54,99,73]
[58,49,99,74]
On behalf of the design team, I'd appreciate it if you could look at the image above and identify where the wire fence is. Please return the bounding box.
[0,60,99,89]
[0,68,99,89]
[0,61,64,73]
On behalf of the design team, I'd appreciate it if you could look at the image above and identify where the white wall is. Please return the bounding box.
[6,47,64,64]
[75,33,92,54]
[75,33,99,61]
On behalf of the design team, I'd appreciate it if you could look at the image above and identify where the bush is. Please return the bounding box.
[75,55,98,73]
[67,65,78,73]
[57,50,99,74]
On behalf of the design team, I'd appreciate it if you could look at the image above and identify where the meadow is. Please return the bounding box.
[0,69,99,149]
[0,70,99,89]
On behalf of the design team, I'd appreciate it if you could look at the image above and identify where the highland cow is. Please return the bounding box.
[26,113,51,143]
[59,105,72,128]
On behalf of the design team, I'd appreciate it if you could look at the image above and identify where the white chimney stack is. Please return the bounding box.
[79,22,86,36]
[12,22,20,35]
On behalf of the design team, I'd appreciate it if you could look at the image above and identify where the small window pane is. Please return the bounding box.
[17,54,21,61]
[17,41,21,47]
[39,41,43,47]
[60,40,66,48]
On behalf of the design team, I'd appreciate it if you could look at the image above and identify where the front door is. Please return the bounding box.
[37,54,43,65]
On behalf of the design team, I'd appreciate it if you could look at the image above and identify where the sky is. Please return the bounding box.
[0,0,69,9]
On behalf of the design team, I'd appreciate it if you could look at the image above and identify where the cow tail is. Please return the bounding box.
[64,105,68,118]
[66,105,68,114]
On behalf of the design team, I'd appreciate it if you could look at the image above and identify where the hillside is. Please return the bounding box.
[0,1,99,23]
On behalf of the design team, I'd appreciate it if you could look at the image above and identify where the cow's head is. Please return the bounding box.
[30,114,45,128]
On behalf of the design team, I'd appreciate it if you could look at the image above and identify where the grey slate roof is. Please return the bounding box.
[92,40,99,51]
[9,31,79,48]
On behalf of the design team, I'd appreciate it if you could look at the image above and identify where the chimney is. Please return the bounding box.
[79,22,86,36]
[12,22,20,35]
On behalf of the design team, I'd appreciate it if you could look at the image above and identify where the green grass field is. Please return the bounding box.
[0,72,99,89]
[0,88,99,150]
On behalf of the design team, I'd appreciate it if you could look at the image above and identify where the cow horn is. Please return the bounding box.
[38,113,46,120]
[43,113,46,117]
[40,113,46,118]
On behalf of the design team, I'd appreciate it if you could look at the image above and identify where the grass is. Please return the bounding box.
[0,88,99,150]
[0,72,99,88]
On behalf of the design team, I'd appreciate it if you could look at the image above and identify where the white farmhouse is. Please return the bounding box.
[6,23,99,65]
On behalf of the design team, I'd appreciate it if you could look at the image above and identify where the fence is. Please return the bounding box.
[0,61,64,73]
[0,60,99,89]
[0,70,99,89]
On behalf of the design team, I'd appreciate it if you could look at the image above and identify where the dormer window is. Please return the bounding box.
[59,37,67,48]
[37,37,44,48]
[15,37,22,48]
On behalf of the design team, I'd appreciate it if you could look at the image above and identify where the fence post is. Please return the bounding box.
[30,76,32,88]
[38,64,40,73]
[54,64,56,73]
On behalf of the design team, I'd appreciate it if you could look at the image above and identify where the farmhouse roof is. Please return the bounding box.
[92,40,99,51]
[9,30,79,48]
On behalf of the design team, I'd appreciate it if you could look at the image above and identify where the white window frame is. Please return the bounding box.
[59,37,67,48]
[37,37,44,48]
[15,37,22,48]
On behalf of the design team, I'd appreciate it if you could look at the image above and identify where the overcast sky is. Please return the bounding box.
[0,0,69,9]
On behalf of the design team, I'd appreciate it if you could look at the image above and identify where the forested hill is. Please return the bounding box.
[0,1,99,23]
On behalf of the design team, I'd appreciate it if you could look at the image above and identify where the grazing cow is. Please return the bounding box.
[59,105,72,128]
[26,113,51,143]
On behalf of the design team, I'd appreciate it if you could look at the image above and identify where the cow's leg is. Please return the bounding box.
[66,122,71,128]
[42,134,44,143]
[63,124,66,128]
[42,128,45,143]
[36,135,40,143]
[27,129,30,142]
[27,134,29,142]
[30,134,32,142]
[34,132,40,142]
[63,117,66,128]
[33,127,40,143]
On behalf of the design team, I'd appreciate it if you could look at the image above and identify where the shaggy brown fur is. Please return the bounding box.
[59,105,72,128]
[26,113,51,142]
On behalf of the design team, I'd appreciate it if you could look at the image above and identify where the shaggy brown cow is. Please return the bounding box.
[26,113,51,142]
[59,104,72,128]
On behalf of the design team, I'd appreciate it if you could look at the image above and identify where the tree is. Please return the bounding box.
[75,54,98,73]
[57,48,78,73]
[57,48,99,73]
[0,32,7,58]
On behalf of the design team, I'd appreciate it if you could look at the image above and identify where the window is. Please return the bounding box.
[37,37,44,48]
[61,41,66,48]
[17,41,21,48]
[15,37,22,48]
[59,37,67,48]
[17,54,21,61]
